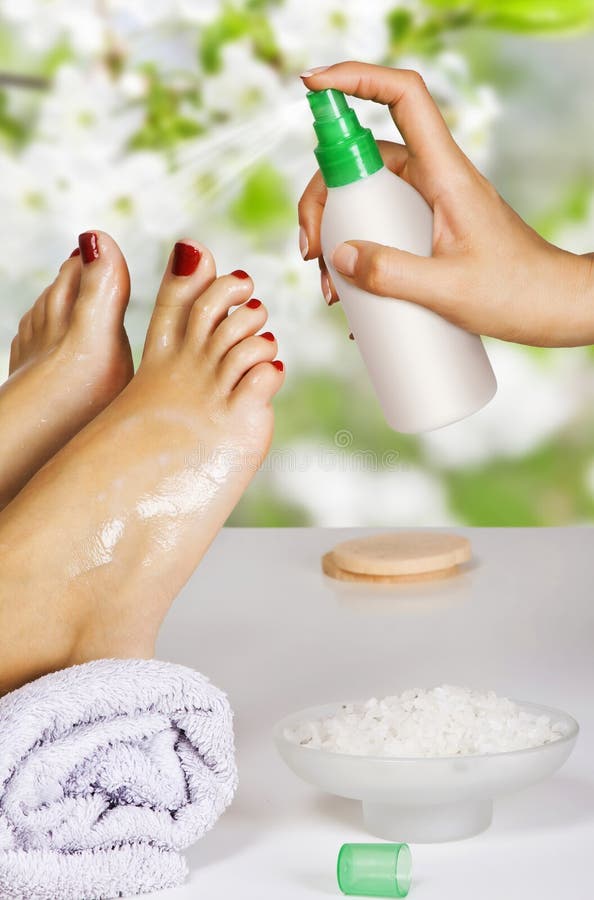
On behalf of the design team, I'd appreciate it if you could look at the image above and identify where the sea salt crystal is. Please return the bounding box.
[286,686,567,758]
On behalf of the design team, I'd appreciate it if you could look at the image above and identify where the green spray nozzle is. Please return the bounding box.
[307,87,350,120]
[307,88,383,188]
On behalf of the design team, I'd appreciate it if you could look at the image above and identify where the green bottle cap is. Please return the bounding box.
[337,843,412,898]
[307,89,384,188]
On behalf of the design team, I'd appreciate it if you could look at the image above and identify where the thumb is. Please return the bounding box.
[331,240,456,313]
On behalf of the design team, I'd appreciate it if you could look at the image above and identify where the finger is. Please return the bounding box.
[301,62,459,176]
[377,141,409,179]
[319,257,339,305]
[331,239,458,315]
[298,168,326,260]
[298,142,409,264]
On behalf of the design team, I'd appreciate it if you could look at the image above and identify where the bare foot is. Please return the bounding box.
[0,240,284,694]
[0,231,133,509]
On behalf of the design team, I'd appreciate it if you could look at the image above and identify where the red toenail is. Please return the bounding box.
[79,232,99,263]
[173,241,201,276]
[231,269,250,279]
[246,298,262,309]
[69,248,81,258]
[272,360,284,372]
[261,331,275,341]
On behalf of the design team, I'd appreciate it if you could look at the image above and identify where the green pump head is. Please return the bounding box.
[307,88,384,188]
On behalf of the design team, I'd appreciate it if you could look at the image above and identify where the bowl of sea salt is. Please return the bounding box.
[274,685,578,842]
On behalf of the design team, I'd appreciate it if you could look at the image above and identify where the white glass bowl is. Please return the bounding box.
[274,700,578,843]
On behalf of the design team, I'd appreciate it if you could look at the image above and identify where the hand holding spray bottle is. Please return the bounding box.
[307,88,497,434]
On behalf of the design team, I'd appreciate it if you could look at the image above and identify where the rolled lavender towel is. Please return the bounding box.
[0,658,237,900]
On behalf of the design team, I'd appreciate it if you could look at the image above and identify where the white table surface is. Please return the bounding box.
[150,527,594,900]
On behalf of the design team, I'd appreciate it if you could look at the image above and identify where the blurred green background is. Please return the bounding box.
[0,0,593,526]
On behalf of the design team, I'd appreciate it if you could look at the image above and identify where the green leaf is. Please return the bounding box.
[200,5,250,73]
[386,7,473,58]
[532,178,592,241]
[228,484,311,525]
[230,162,293,232]
[387,9,414,46]
[248,12,280,64]
[40,39,75,76]
[424,0,594,33]
[0,90,28,149]
[446,436,594,525]
[274,369,421,464]
[130,67,203,151]
[199,2,280,73]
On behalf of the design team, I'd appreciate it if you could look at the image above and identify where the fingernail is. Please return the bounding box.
[332,243,358,276]
[246,298,262,309]
[172,241,201,276]
[78,232,99,264]
[231,269,250,279]
[261,331,275,342]
[321,272,333,304]
[272,360,284,372]
[299,226,309,260]
[300,65,329,78]
[69,247,81,258]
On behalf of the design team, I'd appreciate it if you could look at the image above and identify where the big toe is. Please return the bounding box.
[71,230,131,335]
[143,240,217,357]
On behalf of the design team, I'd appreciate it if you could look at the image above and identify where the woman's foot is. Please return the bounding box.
[0,232,133,509]
[0,241,284,694]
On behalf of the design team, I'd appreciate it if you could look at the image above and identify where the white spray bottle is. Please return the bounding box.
[307,88,497,433]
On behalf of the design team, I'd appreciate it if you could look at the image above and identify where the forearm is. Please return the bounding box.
[537,245,594,347]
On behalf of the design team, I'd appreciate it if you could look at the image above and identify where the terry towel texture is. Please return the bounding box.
[0,658,237,899]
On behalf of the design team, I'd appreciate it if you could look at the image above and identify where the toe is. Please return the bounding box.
[143,240,216,357]
[71,230,130,335]
[30,290,47,336]
[9,335,20,373]
[17,310,33,348]
[44,254,82,338]
[185,270,256,348]
[232,360,285,406]
[218,331,278,392]
[207,298,268,364]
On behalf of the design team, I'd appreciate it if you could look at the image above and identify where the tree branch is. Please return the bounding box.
[0,73,50,90]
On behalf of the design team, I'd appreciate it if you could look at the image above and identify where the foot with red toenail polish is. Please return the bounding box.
[0,240,285,691]
[0,230,133,509]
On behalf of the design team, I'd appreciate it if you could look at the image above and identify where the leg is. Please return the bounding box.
[0,232,133,509]
[0,240,284,694]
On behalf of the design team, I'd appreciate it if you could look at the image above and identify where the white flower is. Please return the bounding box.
[0,63,196,309]
[372,53,500,169]
[0,0,104,53]
[201,42,287,119]
[35,65,143,155]
[108,0,220,28]
[270,0,395,70]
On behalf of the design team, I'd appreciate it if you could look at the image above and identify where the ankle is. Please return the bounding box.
[69,620,156,666]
